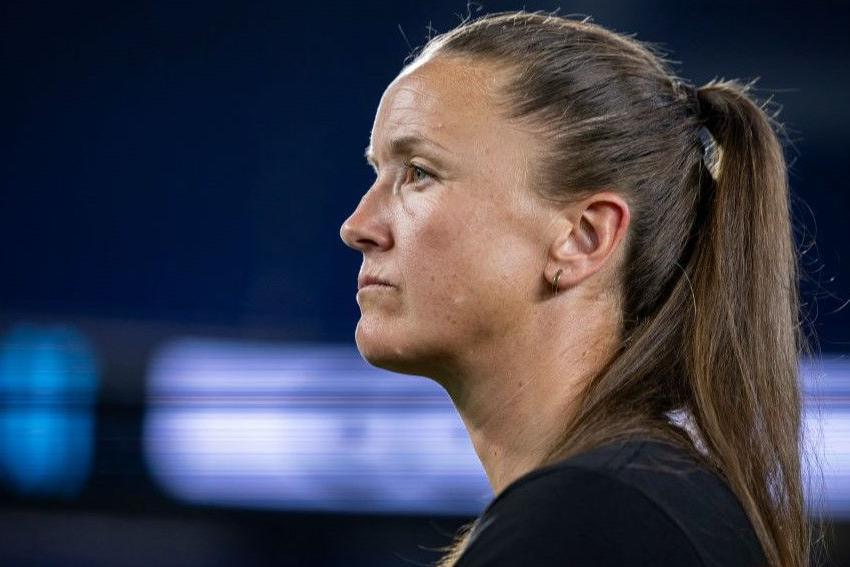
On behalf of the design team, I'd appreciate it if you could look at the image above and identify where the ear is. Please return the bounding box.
[547,191,631,292]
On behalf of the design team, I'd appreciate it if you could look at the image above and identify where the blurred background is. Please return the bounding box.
[2,0,849,565]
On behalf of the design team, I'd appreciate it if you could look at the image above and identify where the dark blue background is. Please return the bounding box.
[3,0,848,348]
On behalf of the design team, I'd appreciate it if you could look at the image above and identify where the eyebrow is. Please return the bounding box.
[363,134,449,166]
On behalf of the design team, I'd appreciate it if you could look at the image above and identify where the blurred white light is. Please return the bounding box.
[802,356,850,518]
[143,338,849,517]
[143,338,491,515]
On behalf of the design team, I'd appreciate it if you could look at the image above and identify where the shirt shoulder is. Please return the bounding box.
[455,439,767,567]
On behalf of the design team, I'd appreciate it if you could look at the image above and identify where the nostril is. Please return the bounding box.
[340,223,373,251]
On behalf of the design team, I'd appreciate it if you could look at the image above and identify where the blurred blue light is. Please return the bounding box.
[0,323,98,497]
[143,338,849,517]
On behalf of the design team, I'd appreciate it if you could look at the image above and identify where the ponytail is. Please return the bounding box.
[684,80,808,567]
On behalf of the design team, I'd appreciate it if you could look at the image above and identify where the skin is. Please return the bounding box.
[339,53,632,495]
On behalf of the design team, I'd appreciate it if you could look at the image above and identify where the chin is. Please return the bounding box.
[355,321,408,373]
[354,319,438,377]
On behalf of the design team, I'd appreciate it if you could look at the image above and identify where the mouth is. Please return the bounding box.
[357,282,395,292]
[357,275,395,291]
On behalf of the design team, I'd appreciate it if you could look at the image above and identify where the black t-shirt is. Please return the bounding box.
[454,439,767,566]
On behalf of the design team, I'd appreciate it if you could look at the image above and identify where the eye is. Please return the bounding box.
[402,160,434,186]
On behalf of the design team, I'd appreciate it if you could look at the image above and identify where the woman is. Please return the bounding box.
[340,10,814,567]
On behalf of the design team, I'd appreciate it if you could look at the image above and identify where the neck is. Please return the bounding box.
[441,298,619,496]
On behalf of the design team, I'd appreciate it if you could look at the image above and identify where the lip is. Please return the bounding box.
[357,283,394,293]
[357,275,395,291]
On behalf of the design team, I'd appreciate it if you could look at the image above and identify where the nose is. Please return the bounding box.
[339,190,393,252]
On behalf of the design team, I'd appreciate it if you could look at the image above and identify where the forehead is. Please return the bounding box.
[370,56,506,151]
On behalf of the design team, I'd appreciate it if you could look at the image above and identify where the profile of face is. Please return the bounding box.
[339,55,564,384]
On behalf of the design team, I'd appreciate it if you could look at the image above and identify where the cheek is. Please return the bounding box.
[400,218,475,307]
[421,202,477,276]
[400,203,534,327]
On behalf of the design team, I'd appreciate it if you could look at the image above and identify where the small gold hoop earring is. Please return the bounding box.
[552,268,563,296]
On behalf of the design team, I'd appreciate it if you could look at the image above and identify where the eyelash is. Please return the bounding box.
[402,160,434,186]
[367,160,435,188]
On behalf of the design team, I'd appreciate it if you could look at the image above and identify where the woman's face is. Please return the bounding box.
[340,55,552,380]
